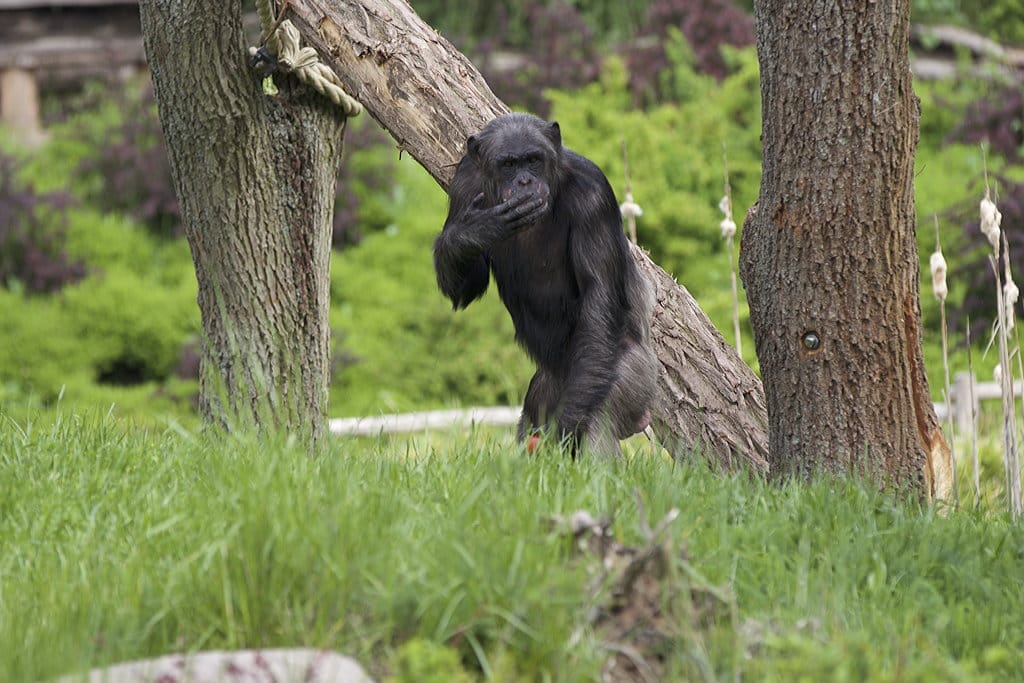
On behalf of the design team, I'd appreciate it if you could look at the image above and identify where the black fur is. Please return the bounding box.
[434,113,658,455]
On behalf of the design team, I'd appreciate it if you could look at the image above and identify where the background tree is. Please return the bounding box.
[138,0,350,441]
[739,0,953,497]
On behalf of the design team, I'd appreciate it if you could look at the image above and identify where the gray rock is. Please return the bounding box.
[56,648,373,683]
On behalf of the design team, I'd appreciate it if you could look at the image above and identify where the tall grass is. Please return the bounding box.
[1,412,1022,681]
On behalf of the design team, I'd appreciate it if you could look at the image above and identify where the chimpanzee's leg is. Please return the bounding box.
[517,368,563,442]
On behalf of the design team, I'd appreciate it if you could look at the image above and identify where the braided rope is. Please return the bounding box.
[254,0,362,117]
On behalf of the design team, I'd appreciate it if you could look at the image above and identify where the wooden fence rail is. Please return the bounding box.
[331,372,1020,439]
[329,407,521,437]
[935,372,1023,436]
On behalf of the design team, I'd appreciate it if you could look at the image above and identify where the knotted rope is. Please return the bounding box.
[252,0,362,117]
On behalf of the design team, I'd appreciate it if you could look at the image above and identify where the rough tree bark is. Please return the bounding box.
[287,0,769,472]
[139,0,348,442]
[740,1,953,497]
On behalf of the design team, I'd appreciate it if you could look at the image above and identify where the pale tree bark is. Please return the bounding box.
[139,0,348,442]
[740,1,953,498]
[287,0,769,472]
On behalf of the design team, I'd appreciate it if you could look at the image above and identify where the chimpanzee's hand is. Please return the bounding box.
[470,192,548,235]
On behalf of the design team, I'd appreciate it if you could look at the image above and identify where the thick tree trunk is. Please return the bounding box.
[741,1,952,497]
[288,0,769,472]
[139,0,347,442]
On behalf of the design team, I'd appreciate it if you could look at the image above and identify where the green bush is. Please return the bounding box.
[63,209,160,276]
[7,85,130,197]
[0,290,98,402]
[61,269,198,386]
[0,208,199,415]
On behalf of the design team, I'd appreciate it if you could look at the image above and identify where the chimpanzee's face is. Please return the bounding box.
[492,148,552,204]
[468,117,562,210]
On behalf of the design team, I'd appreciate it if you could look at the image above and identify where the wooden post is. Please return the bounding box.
[952,371,977,438]
[0,68,44,144]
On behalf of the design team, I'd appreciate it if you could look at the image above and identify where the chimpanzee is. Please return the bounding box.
[434,113,659,456]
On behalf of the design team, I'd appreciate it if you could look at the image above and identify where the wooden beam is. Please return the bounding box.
[0,35,145,71]
[330,407,521,437]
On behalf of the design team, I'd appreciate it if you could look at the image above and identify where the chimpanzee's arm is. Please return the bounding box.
[557,158,630,440]
[434,156,546,309]
[434,157,490,308]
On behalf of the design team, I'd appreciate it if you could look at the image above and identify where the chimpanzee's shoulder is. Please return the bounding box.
[561,149,608,184]
[559,149,619,213]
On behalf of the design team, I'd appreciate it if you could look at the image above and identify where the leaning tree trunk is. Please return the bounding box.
[287,0,769,472]
[740,1,952,498]
[139,0,347,442]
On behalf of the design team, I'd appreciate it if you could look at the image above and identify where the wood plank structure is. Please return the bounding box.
[0,0,144,140]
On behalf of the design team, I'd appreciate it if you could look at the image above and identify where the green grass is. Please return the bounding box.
[1,412,1022,682]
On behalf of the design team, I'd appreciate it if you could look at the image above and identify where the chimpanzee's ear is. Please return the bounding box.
[466,135,480,160]
[544,121,562,149]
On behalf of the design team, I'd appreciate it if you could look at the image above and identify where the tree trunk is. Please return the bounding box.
[287,0,769,472]
[139,0,347,442]
[740,1,952,497]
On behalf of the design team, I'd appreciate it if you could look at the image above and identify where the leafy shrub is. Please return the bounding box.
[76,86,181,237]
[951,84,1024,162]
[62,209,162,277]
[973,0,1024,45]
[627,0,754,106]
[0,290,98,401]
[474,2,603,117]
[415,0,648,50]
[333,118,397,249]
[912,0,1024,46]
[0,155,85,293]
[62,270,199,386]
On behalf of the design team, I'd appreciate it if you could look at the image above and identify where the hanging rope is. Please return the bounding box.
[251,0,362,117]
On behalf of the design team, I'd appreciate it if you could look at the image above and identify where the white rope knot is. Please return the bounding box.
[272,20,362,117]
[252,0,362,118]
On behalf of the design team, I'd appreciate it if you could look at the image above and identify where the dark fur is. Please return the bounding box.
[434,113,658,456]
